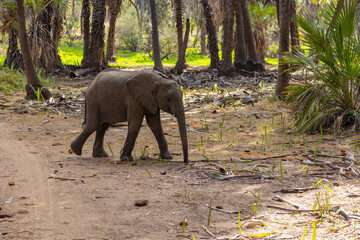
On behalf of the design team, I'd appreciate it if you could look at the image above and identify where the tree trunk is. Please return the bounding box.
[82,0,107,70]
[39,2,63,72]
[81,0,91,66]
[172,18,190,74]
[149,0,164,72]
[275,0,290,98]
[289,0,300,54]
[234,0,247,69]
[106,0,122,62]
[219,0,235,74]
[4,26,23,69]
[240,0,259,63]
[201,0,219,69]
[174,0,183,59]
[200,21,207,55]
[15,0,51,100]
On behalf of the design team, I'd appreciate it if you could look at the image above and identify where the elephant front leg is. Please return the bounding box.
[121,117,144,161]
[145,113,173,160]
[93,123,110,158]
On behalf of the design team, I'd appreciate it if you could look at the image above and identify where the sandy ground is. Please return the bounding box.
[1,78,360,240]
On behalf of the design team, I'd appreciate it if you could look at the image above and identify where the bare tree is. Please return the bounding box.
[149,0,164,72]
[15,0,51,100]
[172,18,190,74]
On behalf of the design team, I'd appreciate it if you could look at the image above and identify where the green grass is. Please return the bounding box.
[59,44,211,68]
[265,57,278,65]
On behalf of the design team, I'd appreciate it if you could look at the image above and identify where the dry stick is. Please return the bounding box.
[273,195,301,209]
[205,204,239,214]
[267,205,315,213]
[233,153,294,162]
[276,187,315,193]
[202,225,216,237]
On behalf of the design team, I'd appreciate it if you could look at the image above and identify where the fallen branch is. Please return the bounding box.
[267,205,314,213]
[275,187,315,193]
[233,153,294,162]
[202,225,216,237]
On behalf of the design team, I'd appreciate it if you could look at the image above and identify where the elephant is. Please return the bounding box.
[70,69,189,163]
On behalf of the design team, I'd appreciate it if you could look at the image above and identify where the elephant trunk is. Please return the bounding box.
[176,110,189,163]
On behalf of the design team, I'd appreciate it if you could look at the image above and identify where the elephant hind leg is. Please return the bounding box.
[71,130,94,156]
[93,123,110,158]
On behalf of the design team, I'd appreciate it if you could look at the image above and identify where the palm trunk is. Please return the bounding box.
[201,0,219,69]
[150,0,164,72]
[173,19,190,74]
[176,110,189,163]
[220,0,235,74]
[81,0,91,66]
[15,0,51,100]
[106,0,122,62]
[234,0,247,69]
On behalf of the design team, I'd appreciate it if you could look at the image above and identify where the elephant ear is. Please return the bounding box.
[127,72,159,114]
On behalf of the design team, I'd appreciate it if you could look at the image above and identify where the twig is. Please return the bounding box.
[233,153,293,162]
[273,195,301,209]
[205,204,239,214]
[202,225,216,237]
[275,187,315,193]
[267,205,314,213]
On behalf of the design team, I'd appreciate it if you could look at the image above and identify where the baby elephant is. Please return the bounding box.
[70,69,189,163]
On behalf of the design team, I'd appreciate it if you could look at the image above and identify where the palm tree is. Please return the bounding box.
[233,0,247,69]
[149,0,164,72]
[81,0,91,66]
[0,0,23,69]
[82,0,107,70]
[219,0,234,74]
[201,0,219,69]
[275,0,290,98]
[105,0,122,62]
[15,0,51,100]
[284,0,360,132]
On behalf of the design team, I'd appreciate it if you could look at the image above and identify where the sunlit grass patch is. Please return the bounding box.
[0,68,26,93]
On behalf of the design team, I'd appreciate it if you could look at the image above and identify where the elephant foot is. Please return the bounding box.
[92,149,109,158]
[160,151,173,160]
[70,141,82,156]
[120,154,134,162]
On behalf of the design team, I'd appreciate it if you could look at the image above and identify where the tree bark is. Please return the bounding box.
[275,0,290,98]
[15,0,51,100]
[289,0,300,54]
[150,0,164,72]
[4,26,23,69]
[200,21,207,55]
[174,0,183,59]
[234,0,247,69]
[172,18,190,74]
[240,0,259,63]
[201,0,219,69]
[106,0,122,62]
[81,0,91,66]
[220,0,235,73]
[82,0,107,70]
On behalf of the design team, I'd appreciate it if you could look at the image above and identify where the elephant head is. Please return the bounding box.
[127,72,189,163]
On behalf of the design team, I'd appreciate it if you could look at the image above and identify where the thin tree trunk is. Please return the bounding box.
[201,0,219,69]
[289,0,300,54]
[106,0,122,62]
[275,0,290,98]
[200,21,207,55]
[220,0,235,73]
[173,18,190,74]
[234,0,247,69]
[174,0,183,59]
[15,0,51,100]
[81,0,91,67]
[240,0,259,63]
[150,0,164,72]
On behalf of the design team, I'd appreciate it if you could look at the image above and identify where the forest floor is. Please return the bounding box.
[1,69,360,239]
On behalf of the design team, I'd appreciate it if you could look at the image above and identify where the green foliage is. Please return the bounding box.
[0,68,27,93]
[284,0,360,133]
